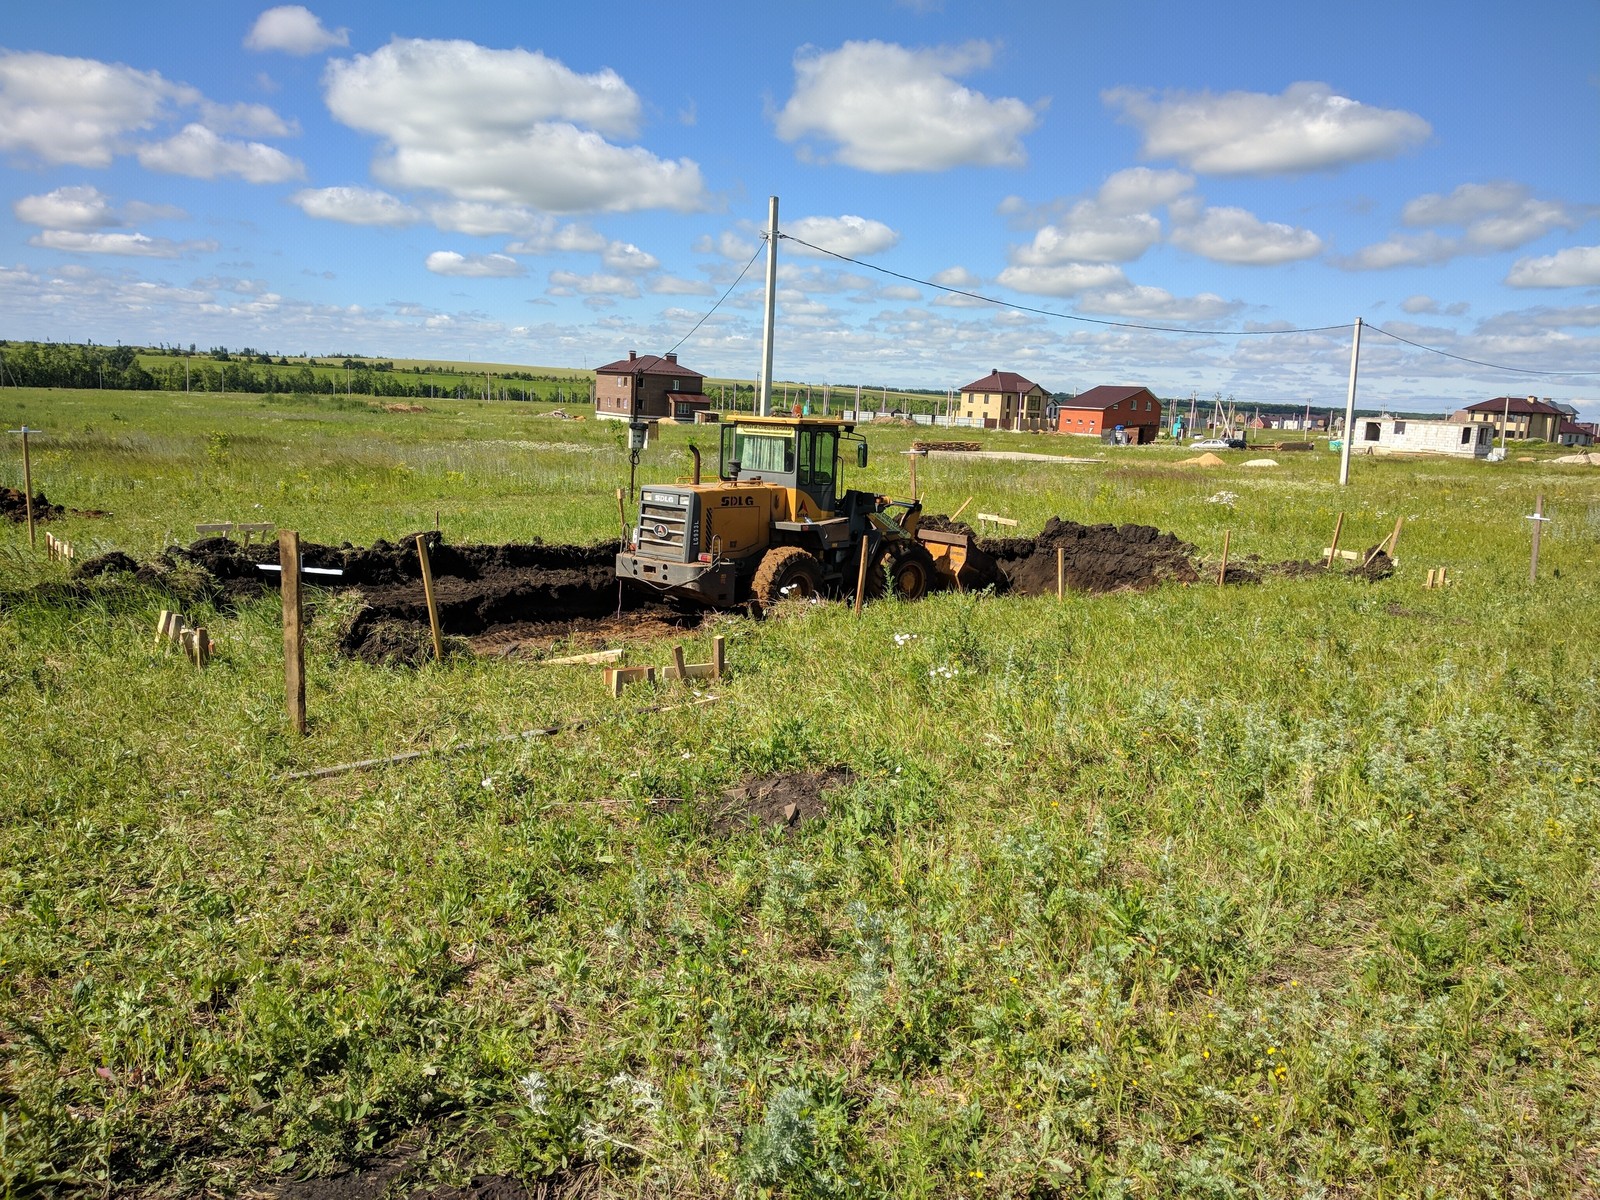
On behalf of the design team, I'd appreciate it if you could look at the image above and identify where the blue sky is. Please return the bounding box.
[2,1,1597,414]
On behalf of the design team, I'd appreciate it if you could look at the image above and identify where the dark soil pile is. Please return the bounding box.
[1,488,64,522]
[978,516,1202,595]
[709,767,856,835]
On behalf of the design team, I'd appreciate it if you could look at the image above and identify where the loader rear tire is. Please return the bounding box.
[752,546,823,609]
[867,541,935,602]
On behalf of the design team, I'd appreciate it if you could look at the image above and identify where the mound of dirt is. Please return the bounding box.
[978,517,1201,595]
[1554,451,1600,466]
[1178,452,1226,467]
[1,488,64,522]
[710,767,855,835]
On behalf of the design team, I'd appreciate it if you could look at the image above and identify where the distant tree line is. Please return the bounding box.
[0,341,590,402]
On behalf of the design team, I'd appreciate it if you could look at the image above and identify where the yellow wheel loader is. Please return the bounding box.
[616,415,976,608]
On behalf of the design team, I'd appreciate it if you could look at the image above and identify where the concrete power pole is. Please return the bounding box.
[1338,317,1362,487]
[757,195,778,417]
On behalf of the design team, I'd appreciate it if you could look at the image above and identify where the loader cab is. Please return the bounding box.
[719,416,851,516]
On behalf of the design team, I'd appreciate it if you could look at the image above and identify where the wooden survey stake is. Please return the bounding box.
[415,535,444,663]
[854,538,870,615]
[281,530,305,735]
[1529,494,1546,582]
[1325,511,1345,568]
[1217,530,1231,586]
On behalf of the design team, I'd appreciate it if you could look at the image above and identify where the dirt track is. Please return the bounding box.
[73,516,1384,664]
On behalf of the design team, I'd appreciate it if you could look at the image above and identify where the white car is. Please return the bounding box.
[1190,436,1245,451]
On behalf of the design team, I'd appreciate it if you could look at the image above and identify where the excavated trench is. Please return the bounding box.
[73,518,1388,664]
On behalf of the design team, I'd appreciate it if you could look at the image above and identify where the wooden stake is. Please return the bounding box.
[17,428,35,548]
[1057,546,1065,599]
[854,538,871,615]
[1385,515,1404,558]
[1325,511,1345,568]
[1529,493,1545,582]
[713,634,725,679]
[671,644,687,681]
[908,451,918,501]
[194,625,210,669]
[155,609,172,646]
[415,534,445,664]
[1217,529,1231,586]
[951,495,974,520]
[1425,568,1437,589]
[281,530,306,735]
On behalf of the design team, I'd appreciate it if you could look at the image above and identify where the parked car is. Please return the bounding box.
[1190,436,1246,451]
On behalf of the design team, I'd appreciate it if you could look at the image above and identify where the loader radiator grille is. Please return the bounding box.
[638,495,691,561]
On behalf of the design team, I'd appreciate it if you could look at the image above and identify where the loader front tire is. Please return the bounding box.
[752,546,823,609]
[867,541,935,602]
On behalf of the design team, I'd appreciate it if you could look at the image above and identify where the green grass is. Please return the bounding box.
[2,388,1598,1197]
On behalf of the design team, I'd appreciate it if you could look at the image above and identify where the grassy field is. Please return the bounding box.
[2,386,1598,1198]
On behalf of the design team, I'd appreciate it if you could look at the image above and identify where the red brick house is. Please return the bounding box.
[592,350,711,421]
[1056,385,1162,444]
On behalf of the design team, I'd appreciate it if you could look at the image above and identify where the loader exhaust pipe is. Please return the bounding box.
[689,445,701,484]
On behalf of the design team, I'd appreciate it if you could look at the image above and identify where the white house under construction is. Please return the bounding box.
[1355,415,1494,458]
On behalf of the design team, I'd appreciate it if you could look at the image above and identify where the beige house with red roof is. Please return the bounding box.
[1454,396,1565,442]
[957,369,1048,430]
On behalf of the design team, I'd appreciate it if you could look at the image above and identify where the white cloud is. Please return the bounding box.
[1170,206,1323,265]
[1095,167,1195,214]
[323,38,705,213]
[1106,81,1430,175]
[648,275,717,296]
[602,241,660,273]
[1337,231,1457,270]
[547,270,640,297]
[245,6,350,55]
[1401,294,1439,314]
[1506,246,1600,288]
[1075,284,1240,322]
[878,284,923,301]
[14,186,119,230]
[995,263,1127,296]
[784,215,900,257]
[0,50,194,166]
[29,230,214,258]
[1403,182,1583,252]
[199,100,297,138]
[424,251,525,278]
[694,230,758,259]
[292,186,420,227]
[502,219,609,255]
[931,266,982,288]
[775,40,1040,172]
[137,124,305,182]
[1013,211,1162,265]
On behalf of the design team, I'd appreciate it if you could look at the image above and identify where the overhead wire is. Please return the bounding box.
[660,226,1599,381]
[664,240,765,359]
[1365,321,1600,377]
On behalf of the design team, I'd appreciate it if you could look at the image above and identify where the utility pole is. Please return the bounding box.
[1500,394,1512,451]
[758,195,778,417]
[1338,317,1362,487]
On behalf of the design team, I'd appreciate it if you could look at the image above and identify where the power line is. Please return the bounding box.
[780,230,1600,378]
[778,232,1349,337]
[1365,321,1600,377]
[664,241,765,359]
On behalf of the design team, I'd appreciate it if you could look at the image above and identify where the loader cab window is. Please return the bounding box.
[722,424,795,477]
[798,427,838,512]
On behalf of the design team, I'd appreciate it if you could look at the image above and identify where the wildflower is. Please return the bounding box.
[1202,1048,1211,1060]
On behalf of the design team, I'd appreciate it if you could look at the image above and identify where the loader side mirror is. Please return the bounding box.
[857,442,869,468]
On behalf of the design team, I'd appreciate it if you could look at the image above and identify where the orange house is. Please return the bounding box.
[1056,385,1162,444]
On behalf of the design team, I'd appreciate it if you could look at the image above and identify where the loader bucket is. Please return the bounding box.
[915,527,997,591]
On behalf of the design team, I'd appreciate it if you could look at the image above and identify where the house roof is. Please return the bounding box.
[1558,419,1590,435]
[594,351,705,379]
[1465,396,1564,416]
[1062,385,1158,411]
[959,369,1043,394]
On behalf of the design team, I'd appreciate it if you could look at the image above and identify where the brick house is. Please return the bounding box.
[1056,385,1163,444]
[1455,396,1565,442]
[592,350,711,421]
[957,369,1048,430]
